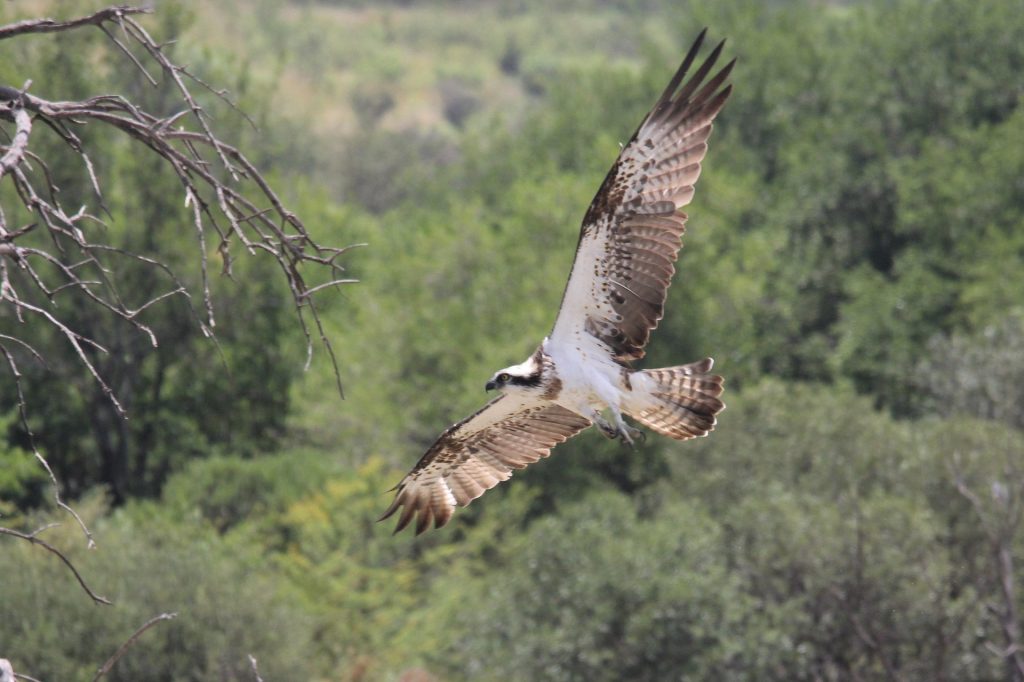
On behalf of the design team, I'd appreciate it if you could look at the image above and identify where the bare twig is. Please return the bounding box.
[298,277,360,299]
[950,455,1024,682]
[0,342,97,548]
[1,2,355,603]
[1,4,354,420]
[0,6,150,41]
[0,105,31,178]
[92,612,177,681]
[248,655,265,682]
[0,525,110,605]
[13,671,43,682]
[0,661,42,682]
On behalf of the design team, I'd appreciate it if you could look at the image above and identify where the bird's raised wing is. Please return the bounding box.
[380,395,591,535]
[550,31,734,362]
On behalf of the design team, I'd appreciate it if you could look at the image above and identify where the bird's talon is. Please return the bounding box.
[591,413,619,439]
[618,424,645,447]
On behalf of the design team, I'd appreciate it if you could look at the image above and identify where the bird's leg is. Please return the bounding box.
[586,406,646,445]
[617,423,646,447]
[590,411,619,439]
[593,411,614,438]
[611,408,645,447]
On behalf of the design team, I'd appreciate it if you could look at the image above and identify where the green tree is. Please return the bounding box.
[440,492,744,682]
[0,3,331,501]
[0,494,322,681]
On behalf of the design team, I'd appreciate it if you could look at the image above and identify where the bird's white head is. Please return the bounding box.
[485,353,543,393]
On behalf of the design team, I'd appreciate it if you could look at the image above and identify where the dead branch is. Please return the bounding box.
[950,455,1024,682]
[0,6,150,41]
[0,3,357,602]
[0,341,97,547]
[249,655,265,682]
[0,660,42,682]
[0,105,31,177]
[0,525,110,605]
[0,611,178,681]
[11,671,42,682]
[92,612,177,681]
[1,4,356,412]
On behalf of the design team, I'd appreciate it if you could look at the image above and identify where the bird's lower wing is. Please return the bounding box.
[380,394,591,535]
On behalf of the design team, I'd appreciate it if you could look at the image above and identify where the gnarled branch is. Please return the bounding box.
[0,4,357,599]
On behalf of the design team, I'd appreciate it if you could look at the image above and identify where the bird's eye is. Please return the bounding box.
[498,373,511,383]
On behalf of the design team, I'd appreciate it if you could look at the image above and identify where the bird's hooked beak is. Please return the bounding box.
[484,380,497,392]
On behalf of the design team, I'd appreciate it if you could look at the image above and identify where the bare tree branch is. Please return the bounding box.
[248,655,265,682]
[13,672,43,682]
[92,612,177,681]
[0,342,97,548]
[950,455,1024,682]
[0,3,358,601]
[2,611,179,681]
[0,5,150,41]
[0,660,42,682]
[0,525,110,605]
[1,4,357,418]
[0,104,31,177]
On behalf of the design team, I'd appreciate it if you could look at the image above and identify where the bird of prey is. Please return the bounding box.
[381,30,733,535]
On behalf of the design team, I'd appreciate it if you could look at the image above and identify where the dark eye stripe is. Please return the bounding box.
[508,372,542,388]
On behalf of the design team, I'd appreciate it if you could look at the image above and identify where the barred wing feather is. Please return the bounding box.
[550,30,734,362]
[380,394,591,535]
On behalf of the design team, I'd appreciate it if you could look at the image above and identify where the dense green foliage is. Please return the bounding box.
[2,0,1023,680]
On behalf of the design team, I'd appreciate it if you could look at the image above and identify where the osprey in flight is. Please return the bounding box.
[382,31,733,535]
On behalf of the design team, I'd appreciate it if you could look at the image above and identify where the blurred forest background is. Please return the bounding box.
[2,0,1023,680]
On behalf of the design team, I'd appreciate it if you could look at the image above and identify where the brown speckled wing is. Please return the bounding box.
[380,395,591,535]
[550,30,734,362]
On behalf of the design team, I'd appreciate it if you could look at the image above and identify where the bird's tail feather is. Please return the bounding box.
[624,358,724,440]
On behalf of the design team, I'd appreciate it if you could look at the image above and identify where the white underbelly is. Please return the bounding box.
[542,335,622,413]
